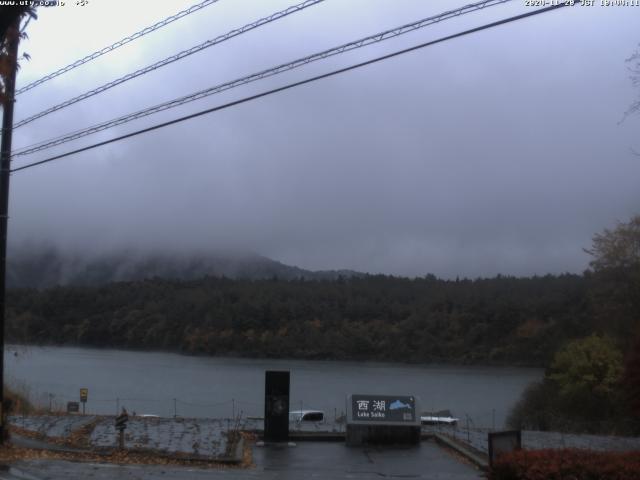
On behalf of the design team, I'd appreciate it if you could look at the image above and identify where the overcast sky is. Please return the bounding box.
[6,0,640,278]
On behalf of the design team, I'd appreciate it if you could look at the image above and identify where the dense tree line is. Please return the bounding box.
[6,215,639,373]
[507,216,640,434]
[6,273,598,366]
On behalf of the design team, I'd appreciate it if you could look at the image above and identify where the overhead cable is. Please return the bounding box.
[15,0,221,96]
[13,0,326,129]
[12,0,512,156]
[11,2,576,173]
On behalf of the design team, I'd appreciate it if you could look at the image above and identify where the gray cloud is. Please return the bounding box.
[6,0,640,277]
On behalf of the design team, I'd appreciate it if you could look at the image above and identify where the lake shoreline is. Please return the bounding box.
[5,344,543,426]
[6,341,547,369]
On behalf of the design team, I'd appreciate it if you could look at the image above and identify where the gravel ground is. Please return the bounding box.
[9,415,96,439]
[9,415,232,458]
[11,415,638,461]
[423,425,640,453]
[90,417,227,457]
[8,414,341,458]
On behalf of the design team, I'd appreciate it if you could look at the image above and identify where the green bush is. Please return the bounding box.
[507,335,638,435]
[506,380,558,431]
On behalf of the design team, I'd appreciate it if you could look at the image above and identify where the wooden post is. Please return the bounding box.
[115,408,128,449]
[0,16,20,446]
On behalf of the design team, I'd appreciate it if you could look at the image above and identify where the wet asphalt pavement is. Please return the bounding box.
[1,441,482,479]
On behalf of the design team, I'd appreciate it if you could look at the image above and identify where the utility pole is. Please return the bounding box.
[0,16,20,445]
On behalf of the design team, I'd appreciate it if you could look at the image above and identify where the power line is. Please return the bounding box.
[13,0,326,129]
[11,2,575,174]
[14,0,221,96]
[12,0,512,157]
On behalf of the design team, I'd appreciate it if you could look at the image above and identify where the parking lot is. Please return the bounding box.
[1,440,482,480]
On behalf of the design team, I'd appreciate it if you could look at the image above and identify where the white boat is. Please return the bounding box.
[420,410,459,425]
[289,410,325,423]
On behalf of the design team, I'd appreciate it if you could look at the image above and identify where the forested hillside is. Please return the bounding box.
[5,246,362,288]
[6,273,596,366]
[7,216,639,368]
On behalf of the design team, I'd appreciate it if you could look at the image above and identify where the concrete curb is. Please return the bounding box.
[251,430,346,441]
[432,433,489,471]
[0,465,42,480]
[10,434,93,455]
[288,432,345,442]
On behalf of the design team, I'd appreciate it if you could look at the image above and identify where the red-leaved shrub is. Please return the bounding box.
[490,448,640,480]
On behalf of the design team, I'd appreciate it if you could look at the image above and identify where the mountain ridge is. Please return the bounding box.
[6,246,363,289]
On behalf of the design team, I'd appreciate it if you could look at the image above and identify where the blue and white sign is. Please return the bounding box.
[350,394,417,423]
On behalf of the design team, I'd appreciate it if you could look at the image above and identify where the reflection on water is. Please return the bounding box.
[5,345,541,427]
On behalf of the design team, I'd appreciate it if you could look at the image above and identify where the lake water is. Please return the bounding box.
[5,345,542,428]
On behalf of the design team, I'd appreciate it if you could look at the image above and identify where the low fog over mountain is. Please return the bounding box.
[6,245,363,289]
[6,1,639,279]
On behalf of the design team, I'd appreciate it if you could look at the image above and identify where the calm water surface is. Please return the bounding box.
[5,345,541,427]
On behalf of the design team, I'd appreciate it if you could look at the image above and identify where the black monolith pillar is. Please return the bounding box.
[264,370,290,442]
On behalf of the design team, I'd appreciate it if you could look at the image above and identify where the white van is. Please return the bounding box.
[289,410,325,423]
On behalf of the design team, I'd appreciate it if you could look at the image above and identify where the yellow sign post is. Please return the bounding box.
[80,388,88,414]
